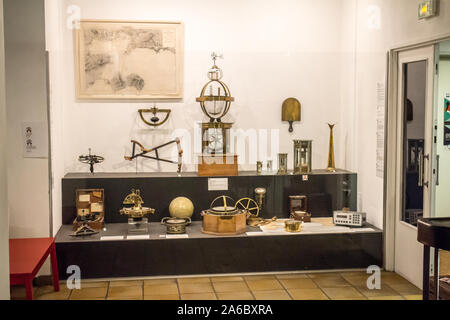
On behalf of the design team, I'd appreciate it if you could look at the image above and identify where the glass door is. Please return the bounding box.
[434,41,450,219]
[394,46,435,289]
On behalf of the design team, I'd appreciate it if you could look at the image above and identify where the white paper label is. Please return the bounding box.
[208,178,228,191]
[127,235,150,240]
[100,236,124,241]
[79,194,90,202]
[160,234,189,239]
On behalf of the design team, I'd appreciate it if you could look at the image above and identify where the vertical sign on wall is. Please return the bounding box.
[376,82,386,178]
[445,95,450,146]
[22,121,48,158]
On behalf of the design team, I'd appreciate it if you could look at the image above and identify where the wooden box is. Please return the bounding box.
[198,154,238,177]
[201,211,247,236]
[73,189,105,230]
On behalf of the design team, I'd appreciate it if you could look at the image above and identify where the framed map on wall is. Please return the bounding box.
[75,20,184,100]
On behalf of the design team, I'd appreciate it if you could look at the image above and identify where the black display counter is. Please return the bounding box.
[56,170,383,280]
[55,221,383,280]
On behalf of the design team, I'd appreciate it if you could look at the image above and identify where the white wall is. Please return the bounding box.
[0,0,11,301]
[48,0,353,234]
[350,0,450,228]
[4,0,50,238]
[45,0,450,235]
[435,45,450,217]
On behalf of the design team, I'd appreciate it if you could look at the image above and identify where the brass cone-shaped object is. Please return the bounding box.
[327,123,336,172]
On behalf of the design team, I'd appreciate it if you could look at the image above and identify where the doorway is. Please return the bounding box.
[386,39,450,289]
[393,46,435,289]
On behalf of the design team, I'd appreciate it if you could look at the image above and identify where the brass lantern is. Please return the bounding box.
[196,53,235,123]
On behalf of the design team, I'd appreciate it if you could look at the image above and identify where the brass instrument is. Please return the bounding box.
[78,148,104,174]
[138,105,171,127]
[196,53,234,123]
[277,153,288,175]
[282,98,301,133]
[254,187,267,211]
[327,123,336,172]
[285,220,302,233]
[120,189,155,219]
[125,138,183,173]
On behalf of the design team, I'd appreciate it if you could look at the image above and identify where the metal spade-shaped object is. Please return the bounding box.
[282,98,301,133]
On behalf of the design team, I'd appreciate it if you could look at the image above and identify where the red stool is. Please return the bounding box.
[9,238,60,300]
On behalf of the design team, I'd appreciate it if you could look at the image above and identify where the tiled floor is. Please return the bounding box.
[10,271,423,300]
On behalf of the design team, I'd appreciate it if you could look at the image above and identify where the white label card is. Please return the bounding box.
[208,178,229,191]
[79,194,90,202]
[100,236,124,241]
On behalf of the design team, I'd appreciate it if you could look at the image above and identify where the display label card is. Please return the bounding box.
[127,235,150,240]
[100,236,124,241]
[79,194,90,202]
[160,234,189,239]
[208,178,228,191]
[90,203,103,213]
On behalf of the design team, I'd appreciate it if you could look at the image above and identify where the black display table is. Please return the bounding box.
[55,221,383,279]
[57,170,378,280]
[417,218,450,300]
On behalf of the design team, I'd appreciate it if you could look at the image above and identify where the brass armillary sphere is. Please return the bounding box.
[196,53,235,123]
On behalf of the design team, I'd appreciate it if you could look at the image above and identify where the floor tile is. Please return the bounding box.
[307,273,343,279]
[107,286,143,298]
[313,276,351,288]
[368,296,405,300]
[341,275,369,287]
[177,277,211,284]
[355,285,399,298]
[246,279,283,291]
[253,290,292,300]
[109,280,143,287]
[144,283,179,295]
[35,286,71,300]
[144,279,177,286]
[244,275,277,281]
[211,276,244,282]
[107,297,143,300]
[404,295,423,300]
[339,271,368,277]
[144,294,180,300]
[35,285,70,296]
[276,274,309,279]
[70,287,107,299]
[181,293,217,300]
[381,274,411,286]
[35,290,71,300]
[179,282,214,294]
[79,281,109,289]
[10,286,36,300]
[217,292,255,300]
[321,287,365,300]
[279,278,317,289]
[213,281,249,293]
[288,288,329,300]
[388,283,422,296]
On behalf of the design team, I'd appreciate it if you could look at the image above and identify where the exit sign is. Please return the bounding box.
[418,0,437,20]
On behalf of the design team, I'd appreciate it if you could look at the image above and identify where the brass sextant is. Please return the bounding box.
[120,189,155,219]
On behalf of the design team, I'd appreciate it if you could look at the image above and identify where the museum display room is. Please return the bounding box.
[1,0,450,304]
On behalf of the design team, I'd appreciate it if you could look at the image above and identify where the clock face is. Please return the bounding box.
[204,128,224,154]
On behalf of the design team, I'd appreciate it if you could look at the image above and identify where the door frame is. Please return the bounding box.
[385,33,450,272]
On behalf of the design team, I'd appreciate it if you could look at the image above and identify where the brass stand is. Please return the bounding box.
[327,123,336,172]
